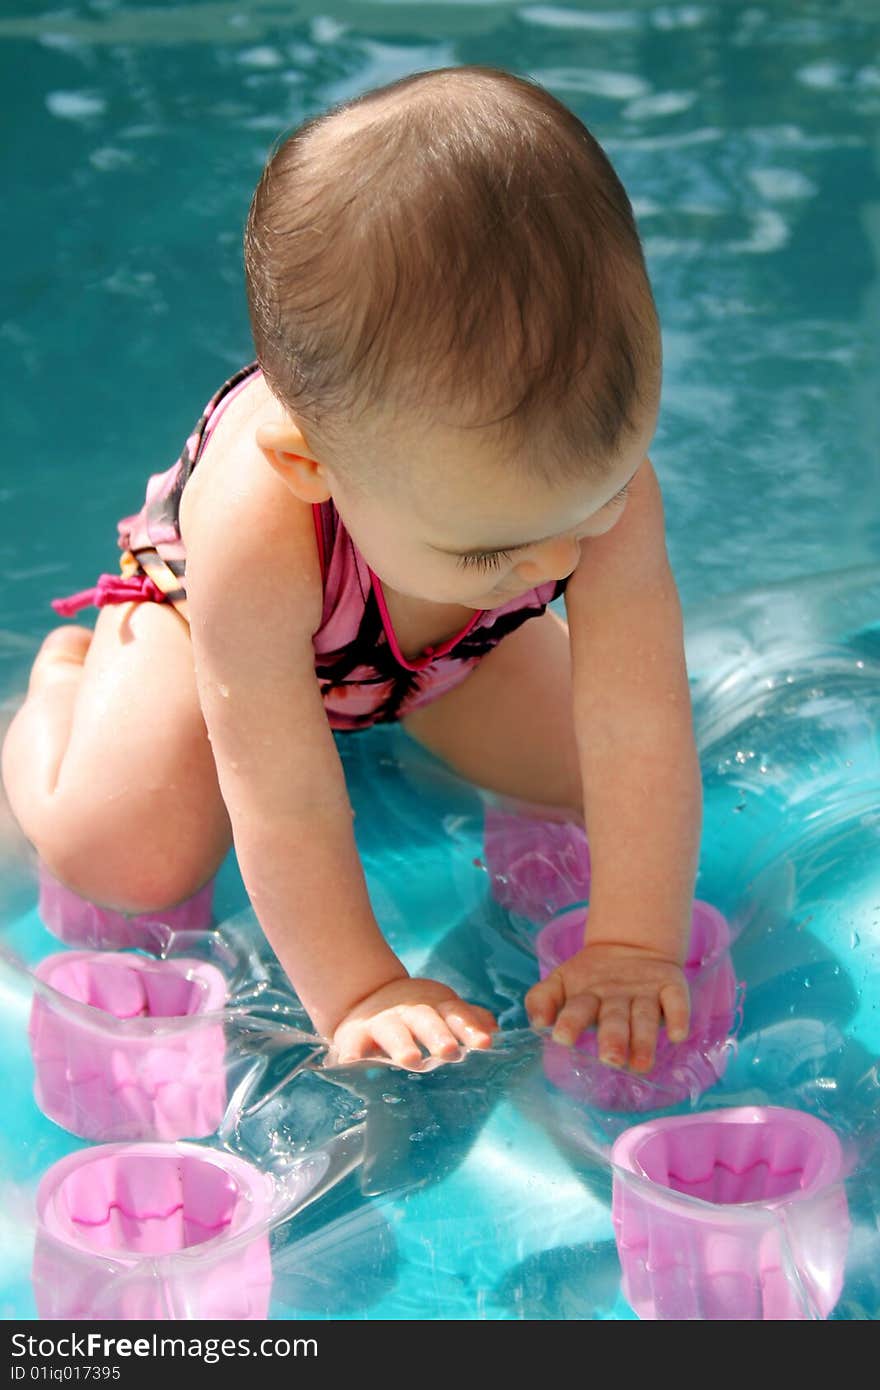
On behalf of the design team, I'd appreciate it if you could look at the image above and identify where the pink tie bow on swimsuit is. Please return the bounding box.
[50,569,167,618]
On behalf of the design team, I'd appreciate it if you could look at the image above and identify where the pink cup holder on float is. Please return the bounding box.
[482,806,591,927]
[535,900,738,1110]
[32,1144,274,1320]
[29,952,228,1141]
[611,1107,850,1320]
[37,862,215,952]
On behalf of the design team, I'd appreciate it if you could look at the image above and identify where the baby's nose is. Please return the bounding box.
[516,536,580,587]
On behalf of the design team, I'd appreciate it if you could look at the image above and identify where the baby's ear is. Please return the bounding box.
[255,421,332,503]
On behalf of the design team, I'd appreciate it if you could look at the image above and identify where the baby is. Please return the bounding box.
[2,65,702,1074]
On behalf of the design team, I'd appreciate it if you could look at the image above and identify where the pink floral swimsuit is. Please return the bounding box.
[53,364,569,731]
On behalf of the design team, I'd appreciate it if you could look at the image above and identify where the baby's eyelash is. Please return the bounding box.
[455,487,630,573]
[456,549,514,573]
[455,489,628,575]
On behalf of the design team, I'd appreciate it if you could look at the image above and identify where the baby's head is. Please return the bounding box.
[245,65,661,608]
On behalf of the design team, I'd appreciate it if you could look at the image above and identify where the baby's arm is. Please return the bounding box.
[525,459,702,1071]
[183,452,495,1064]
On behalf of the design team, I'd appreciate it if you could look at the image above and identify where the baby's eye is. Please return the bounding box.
[456,549,513,573]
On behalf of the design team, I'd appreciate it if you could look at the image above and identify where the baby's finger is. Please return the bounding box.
[525,971,566,1029]
[628,996,661,1073]
[332,1021,379,1066]
[439,1002,497,1049]
[400,1004,462,1060]
[659,981,691,1044]
[370,1014,426,1069]
[595,998,631,1068]
[551,992,599,1048]
[438,1000,496,1032]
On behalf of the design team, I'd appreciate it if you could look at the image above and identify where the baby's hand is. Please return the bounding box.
[331,976,497,1069]
[525,943,690,1073]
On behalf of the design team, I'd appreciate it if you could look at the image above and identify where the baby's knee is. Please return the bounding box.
[35,801,226,917]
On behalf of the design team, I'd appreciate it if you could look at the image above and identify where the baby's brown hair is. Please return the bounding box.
[244,65,659,487]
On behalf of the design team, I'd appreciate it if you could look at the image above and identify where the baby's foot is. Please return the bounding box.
[28,627,93,693]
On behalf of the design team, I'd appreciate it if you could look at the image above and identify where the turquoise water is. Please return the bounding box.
[2,1,879,1320]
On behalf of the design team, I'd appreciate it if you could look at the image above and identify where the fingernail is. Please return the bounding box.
[600,1052,623,1068]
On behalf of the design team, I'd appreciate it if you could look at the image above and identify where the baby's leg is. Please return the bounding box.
[401,608,583,817]
[1,601,232,913]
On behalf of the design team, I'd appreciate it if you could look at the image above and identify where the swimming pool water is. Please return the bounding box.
[1,0,879,1320]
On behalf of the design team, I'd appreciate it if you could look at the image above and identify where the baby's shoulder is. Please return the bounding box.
[178,375,323,611]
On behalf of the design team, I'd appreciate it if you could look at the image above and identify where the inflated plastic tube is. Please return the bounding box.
[536,900,737,1110]
[29,952,228,1141]
[33,1144,275,1320]
[611,1107,850,1320]
[38,863,215,951]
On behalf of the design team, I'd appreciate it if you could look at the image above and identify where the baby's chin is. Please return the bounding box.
[458,584,518,609]
[483,581,533,606]
[463,579,544,608]
[402,579,528,609]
